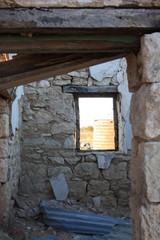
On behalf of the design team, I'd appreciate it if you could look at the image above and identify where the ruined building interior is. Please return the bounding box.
[0,1,160,240]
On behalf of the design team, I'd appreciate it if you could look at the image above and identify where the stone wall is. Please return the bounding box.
[127,33,160,239]
[0,0,160,8]
[20,58,131,210]
[0,89,22,225]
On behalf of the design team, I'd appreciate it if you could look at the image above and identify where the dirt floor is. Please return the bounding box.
[5,194,130,240]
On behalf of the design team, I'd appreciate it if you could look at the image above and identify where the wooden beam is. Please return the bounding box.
[0,53,125,90]
[0,34,139,54]
[63,86,118,94]
[0,9,160,34]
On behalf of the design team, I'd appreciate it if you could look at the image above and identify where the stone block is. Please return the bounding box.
[130,84,160,140]
[68,181,87,201]
[0,158,8,182]
[0,114,9,137]
[101,194,117,208]
[102,162,127,180]
[50,173,69,201]
[138,204,160,240]
[87,180,109,197]
[64,156,81,165]
[138,142,160,203]
[48,157,64,165]
[0,139,9,158]
[140,33,160,83]
[63,135,75,149]
[74,163,99,180]
[84,154,97,162]
[96,153,115,169]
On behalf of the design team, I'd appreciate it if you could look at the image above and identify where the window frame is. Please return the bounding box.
[62,85,119,152]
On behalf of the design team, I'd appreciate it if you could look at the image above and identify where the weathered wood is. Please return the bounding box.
[0,9,160,34]
[0,53,124,90]
[63,86,118,94]
[0,0,160,8]
[0,34,139,54]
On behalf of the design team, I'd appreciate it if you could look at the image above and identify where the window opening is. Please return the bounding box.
[76,96,117,151]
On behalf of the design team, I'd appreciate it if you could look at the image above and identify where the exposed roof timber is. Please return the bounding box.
[0,34,140,54]
[0,0,160,8]
[0,53,125,90]
[0,9,160,34]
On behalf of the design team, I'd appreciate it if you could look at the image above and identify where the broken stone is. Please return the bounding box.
[96,153,115,169]
[49,173,69,201]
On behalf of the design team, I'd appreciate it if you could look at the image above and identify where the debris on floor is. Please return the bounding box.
[8,195,131,240]
[32,235,57,240]
[0,231,14,240]
[40,200,131,237]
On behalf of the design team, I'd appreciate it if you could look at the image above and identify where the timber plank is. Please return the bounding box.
[0,34,139,53]
[0,53,124,90]
[0,9,160,34]
[63,86,118,94]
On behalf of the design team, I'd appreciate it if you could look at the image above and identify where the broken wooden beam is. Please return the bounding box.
[0,53,125,90]
[0,9,160,34]
[0,34,139,54]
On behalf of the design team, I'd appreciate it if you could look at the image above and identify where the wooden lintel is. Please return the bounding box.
[0,34,139,54]
[0,9,160,34]
[0,53,125,90]
[63,86,118,94]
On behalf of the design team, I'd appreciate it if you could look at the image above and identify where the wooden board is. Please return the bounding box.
[63,86,118,94]
[0,34,139,54]
[0,53,124,90]
[0,9,160,34]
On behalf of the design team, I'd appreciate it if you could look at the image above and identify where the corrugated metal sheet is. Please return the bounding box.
[40,200,131,236]
[93,119,115,150]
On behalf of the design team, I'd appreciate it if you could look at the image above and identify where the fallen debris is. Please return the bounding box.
[49,173,69,201]
[0,231,14,240]
[40,200,131,236]
[32,235,57,240]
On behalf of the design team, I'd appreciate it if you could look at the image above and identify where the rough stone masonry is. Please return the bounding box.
[127,32,160,240]
[20,58,131,211]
